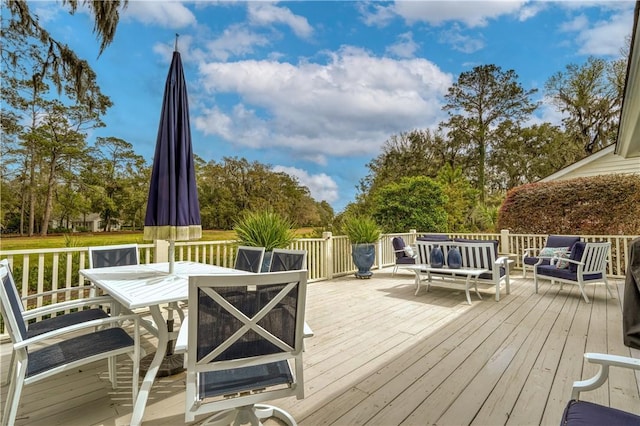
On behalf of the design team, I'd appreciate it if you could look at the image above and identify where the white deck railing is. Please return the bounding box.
[1,230,637,337]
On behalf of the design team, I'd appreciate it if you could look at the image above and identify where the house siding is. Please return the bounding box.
[541,145,640,182]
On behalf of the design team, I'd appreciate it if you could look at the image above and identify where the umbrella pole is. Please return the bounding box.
[169,240,175,274]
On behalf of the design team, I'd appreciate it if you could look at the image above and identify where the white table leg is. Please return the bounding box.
[130,305,168,426]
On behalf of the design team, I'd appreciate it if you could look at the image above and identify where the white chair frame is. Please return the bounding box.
[0,261,141,426]
[184,270,307,425]
[533,242,613,303]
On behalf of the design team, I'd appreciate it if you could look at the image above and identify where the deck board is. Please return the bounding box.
[1,268,638,426]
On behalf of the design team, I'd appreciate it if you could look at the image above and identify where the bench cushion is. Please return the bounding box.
[417,234,451,241]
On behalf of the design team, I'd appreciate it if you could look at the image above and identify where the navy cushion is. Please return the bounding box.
[546,235,580,249]
[396,256,416,265]
[417,234,450,241]
[392,237,408,259]
[536,265,602,281]
[561,399,640,426]
[569,242,587,273]
[524,256,550,266]
[479,267,505,280]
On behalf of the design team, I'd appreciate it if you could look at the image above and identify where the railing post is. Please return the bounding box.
[377,237,383,270]
[500,229,510,254]
[154,240,169,263]
[323,231,334,280]
[410,229,417,243]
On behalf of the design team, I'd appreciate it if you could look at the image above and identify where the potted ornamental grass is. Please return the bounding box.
[342,215,381,279]
[234,210,296,271]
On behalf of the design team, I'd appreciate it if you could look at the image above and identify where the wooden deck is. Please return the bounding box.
[2,268,639,425]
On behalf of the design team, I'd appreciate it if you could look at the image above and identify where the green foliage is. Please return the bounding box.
[436,165,477,232]
[497,174,640,234]
[371,176,448,233]
[545,56,625,154]
[234,210,296,251]
[341,215,381,244]
[443,64,538,204]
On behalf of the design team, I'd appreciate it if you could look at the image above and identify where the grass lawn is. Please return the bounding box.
[0,230,237,251]
[0,228,315,251]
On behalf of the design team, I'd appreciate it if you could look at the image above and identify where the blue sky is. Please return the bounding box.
[37,0,634,212]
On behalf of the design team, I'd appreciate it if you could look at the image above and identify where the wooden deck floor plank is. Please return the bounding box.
[294,282,525,425]
[504,284,582,426]
[2,271,635,426]
[537,283,597,425]
[360,286,531,425]
[399,281,553,425]
[440,284,567,426]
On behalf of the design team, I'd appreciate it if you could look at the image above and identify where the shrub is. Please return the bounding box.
[233,210,296,251]
[497,174,640,234]
[342,215,381,244]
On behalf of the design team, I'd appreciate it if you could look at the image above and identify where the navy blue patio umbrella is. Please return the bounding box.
[144,42,201,275]
[141,40,201,376]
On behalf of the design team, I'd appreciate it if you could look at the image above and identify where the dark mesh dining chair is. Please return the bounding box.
[269,249,307,272]
[184,270,307,424]
[0,260,141,426]
[88,243,140,269]
[234,246,265,273]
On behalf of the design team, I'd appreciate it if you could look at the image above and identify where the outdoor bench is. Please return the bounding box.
[401,239,512,304]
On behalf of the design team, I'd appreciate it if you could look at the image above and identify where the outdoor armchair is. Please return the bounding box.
[0,259,113,386]
[0,260,141,426]
[522,235,580,279]
[561,354,640,424]
[392,236,416,275]
[533,241,613,303]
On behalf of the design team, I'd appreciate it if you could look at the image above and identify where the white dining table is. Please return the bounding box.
[79,261,248,426]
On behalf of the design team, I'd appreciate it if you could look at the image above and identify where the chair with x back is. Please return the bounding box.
[269,249,307,272]
[0,260,141,425]
[184,270,307,425]
[88,243,140,269]
[234,246,265,273]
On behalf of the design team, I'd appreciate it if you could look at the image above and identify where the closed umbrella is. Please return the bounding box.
[144,41,201,274]
[142,38,200,376]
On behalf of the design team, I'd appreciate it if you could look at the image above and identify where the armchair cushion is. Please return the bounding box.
[561,399,640,426]
[392,237,409,259]
[536,264,602,281]
[524,236,580,267]
[569,242,587,272]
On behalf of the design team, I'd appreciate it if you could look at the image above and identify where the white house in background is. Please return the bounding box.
[543,1,640,182]
[540,144,639,182]
[50,213,122,233]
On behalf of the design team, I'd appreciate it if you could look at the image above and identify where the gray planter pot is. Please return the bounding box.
[352,243,375,279]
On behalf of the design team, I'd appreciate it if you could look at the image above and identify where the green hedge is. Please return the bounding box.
[497,174,640,234]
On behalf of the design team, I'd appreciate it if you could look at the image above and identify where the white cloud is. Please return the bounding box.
[205,24,271,61]
[439,24,485,53]
[386,32,420,58]
[247,2,313,38]
[574,12,633,56]
[373,1,529,28]
[273,166,339,203]
[195,47,453,163]
[123,1,197,29]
